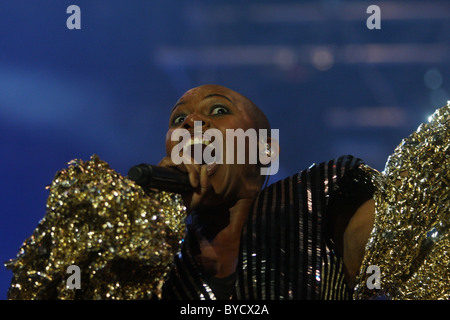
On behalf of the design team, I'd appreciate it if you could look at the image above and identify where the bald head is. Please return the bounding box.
[172,84,270,132]
[166,84,278,187]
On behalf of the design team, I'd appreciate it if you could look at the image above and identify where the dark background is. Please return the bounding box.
[1,0,449,299]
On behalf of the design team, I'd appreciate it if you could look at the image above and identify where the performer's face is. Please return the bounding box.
[165,84,265,204]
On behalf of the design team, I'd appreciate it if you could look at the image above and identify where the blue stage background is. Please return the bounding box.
[1,0,449,299]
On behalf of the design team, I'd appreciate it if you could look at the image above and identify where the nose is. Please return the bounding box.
[183,113,209,130]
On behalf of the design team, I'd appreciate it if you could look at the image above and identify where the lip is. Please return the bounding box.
[206,162,219,176]
[182,134,220,166]
[182,136,211,153]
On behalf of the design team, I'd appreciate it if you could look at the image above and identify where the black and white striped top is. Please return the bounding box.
[162,155,373,300]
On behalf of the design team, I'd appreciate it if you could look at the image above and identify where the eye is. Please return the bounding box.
[172,114,186,125]
[211,105,230,116]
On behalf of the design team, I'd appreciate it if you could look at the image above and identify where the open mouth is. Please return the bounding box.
[182,137,212,164]
[182,137,220,176]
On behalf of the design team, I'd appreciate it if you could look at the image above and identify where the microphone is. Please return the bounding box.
[127,164,193,194]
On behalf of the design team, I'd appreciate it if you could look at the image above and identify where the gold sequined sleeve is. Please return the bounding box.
[354,102,450,300]
[5,155,186,299]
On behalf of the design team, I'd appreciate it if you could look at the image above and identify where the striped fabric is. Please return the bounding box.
[162,155,366,300]
[161,232,216,299]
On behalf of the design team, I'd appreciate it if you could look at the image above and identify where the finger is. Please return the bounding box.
[158,156,189,173]
[158,156,177,168]
[199,165,211,191]
[186,166,214,210]
[187,165,200,189]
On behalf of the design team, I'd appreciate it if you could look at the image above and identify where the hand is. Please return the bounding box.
[158,156,214,211]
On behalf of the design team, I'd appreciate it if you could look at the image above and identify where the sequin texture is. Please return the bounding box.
[354,102,450,300]
[5,155,186,299]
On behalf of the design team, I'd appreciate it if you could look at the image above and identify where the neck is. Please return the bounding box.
[190,197,255,278]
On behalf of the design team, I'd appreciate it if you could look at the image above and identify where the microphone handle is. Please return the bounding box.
[128,164,193,194]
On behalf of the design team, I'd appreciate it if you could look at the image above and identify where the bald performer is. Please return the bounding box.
[7,84,446,300]
[158,85,375,299]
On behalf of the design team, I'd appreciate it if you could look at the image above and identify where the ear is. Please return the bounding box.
[267,137,280,161]
[258,136,280,166]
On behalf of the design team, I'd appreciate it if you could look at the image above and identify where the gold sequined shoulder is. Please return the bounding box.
[5,155,186,299]
[355,102,450,300]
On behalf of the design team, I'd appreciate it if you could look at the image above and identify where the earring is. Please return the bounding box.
[265,144,271,157]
